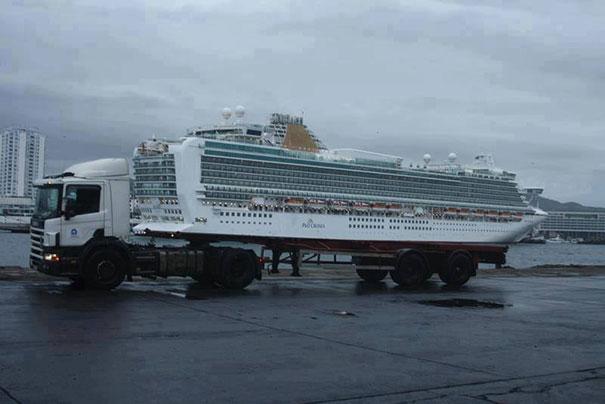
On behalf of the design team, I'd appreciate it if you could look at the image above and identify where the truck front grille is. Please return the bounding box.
[30,226,44,266]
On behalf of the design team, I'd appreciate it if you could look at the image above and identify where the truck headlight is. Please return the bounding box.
[43,253,60,262]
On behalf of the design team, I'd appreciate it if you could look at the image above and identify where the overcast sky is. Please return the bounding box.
[1,0,604,205]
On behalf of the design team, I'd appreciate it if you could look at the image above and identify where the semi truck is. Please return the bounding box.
[30,158,507,290]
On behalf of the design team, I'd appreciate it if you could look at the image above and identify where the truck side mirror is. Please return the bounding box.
[64,201,76,220]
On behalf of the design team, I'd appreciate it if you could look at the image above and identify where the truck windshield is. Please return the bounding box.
[34,186,62,219]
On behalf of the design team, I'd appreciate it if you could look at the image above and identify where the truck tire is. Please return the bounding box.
[83,249,126,290]
[215,248,256,290]
[191,271,214,285]
[390,250,428,287]
[356,269,388,282]
[439,251,473,287]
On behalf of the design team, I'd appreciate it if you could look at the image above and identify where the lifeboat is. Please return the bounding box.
[352,201,371,210]
[285,197,305,206]
[330,200,349,210]
[459,208,470,217]
[445,207,458,216]
[371,202,387,210]
[499,211,512,220]
[308,198,326,207]
[486,210,499,219]
[386,203,402,211]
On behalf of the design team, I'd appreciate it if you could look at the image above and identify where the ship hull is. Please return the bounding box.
[134,205,546,247]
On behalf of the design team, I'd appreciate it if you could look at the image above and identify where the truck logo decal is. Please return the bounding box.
[302,219,325,229]
[70,228,78,237]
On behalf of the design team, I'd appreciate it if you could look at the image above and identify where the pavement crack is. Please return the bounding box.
[298,366,605,404]
[473,374,605,402]
[0,384,22,404]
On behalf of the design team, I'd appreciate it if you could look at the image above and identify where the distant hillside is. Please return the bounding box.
[538,196,605,212]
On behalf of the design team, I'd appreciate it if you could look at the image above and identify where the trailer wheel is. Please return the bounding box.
[356,269,388,283]
[439,251,473,287]
[191,272,213,285]
[390,250,428,287]
[216,248,256,290]
[83,249,126,290]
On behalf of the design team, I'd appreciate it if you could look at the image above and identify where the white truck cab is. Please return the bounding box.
[30,159,137,288]
[31,158,130,248]
[30,158,259,290]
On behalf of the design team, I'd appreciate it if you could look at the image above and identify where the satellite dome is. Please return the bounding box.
[234,105,245,118]
[222,107,232,120]
[423,153,431,164]
[448,152,457,163]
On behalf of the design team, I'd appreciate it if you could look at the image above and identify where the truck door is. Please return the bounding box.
[61,184,104,247]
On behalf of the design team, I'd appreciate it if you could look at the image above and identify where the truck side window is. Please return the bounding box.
[65,185,101,216]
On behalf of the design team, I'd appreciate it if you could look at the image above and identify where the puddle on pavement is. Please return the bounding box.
[418,298,508,309]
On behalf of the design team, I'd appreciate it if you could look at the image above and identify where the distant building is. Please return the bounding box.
[540,212,605,242]
[526,195,605,242]
[0,127,45,198]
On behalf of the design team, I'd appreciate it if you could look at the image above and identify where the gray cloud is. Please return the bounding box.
[1,0,604,205]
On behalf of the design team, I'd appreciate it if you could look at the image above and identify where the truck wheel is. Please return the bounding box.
[216,248,256,290]
[83,250,126,290]
[439,251,473,287]
[390,250,428,287]
[356,269,388,282]
[191,272,214,285]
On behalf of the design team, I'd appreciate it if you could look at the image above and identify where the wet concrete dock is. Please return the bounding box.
[0,268,604,403]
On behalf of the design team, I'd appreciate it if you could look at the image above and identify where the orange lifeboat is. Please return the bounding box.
[372,202,387,210]
[285,197,305,206]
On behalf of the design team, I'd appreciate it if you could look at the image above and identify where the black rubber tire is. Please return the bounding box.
[390,251,428,287]
[356,269,388,282]
[439,251,473,287]
[191,271,214,285]
[215,248,257,290]
[83,249,126,290]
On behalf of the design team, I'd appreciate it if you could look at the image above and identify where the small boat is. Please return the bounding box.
[545,235,570,244]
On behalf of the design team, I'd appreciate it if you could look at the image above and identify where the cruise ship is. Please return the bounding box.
[132,107,547,249]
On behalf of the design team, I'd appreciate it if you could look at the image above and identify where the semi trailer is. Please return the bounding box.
[30,158,507,290]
